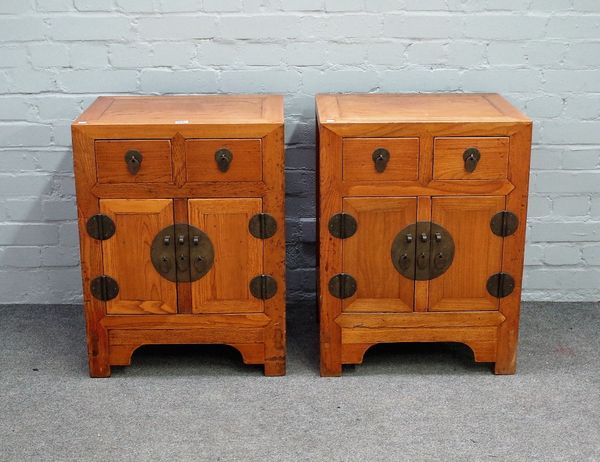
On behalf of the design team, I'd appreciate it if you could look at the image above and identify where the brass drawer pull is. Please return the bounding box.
[463,147,481,172]
[215,148,233,172]
[372,148,390,173]
[124,150,142,175]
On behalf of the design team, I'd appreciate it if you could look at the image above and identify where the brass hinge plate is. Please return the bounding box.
[250,275,277,300]
[328,213,357,239]
[90,275,119,301]
[86,214,115,241]
[249,213,277,239]
[490,211,519,237]
[487,272,515,298]
[328,273,357,299]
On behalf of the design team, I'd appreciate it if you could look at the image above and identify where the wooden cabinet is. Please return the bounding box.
[72,95,285,377]
[317,93,532,376]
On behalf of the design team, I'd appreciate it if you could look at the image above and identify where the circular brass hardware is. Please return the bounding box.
[328,273,357,299]
[151,224,214,282]
[90,275,119,301]
[215,148,233,172]
[250,275,277,300]
[463,147,481,173]
[249,213,277,239]
[328,213,357,239]
[391,222,455,281]
[487,273,515,298]
[372,148,390,173]
[86,214,115,241]
[490,211,519,237]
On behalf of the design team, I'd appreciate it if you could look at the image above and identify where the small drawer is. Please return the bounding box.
[185,139,262,182]
[95,140,173,184]
[342,138,419,182]
[433,137,509,180]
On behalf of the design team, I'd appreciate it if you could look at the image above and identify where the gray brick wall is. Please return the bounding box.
[1,1,599,304]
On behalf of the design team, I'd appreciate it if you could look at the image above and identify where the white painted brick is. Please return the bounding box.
[0,0,34,14]
[237,43,285,66]
[0,224,59,245]
[524,244,544,266]
[59,222,80,246]
[464,15,546,40]
[109,43,154,68]
[541,121,600,144]
[140,69,218,94]
[406,42,447,65]
[0,46,28,68]
[546,15,600,39]
[302,68,378,93]
[34,96,83,121]
[462,69,540,92]
[445,41,486,66]
[534,172,600,193]
[563,95,600,120]
[51,121,73,147]
[49,16,131,41]
[384,14,460,39]
[33,151,74,173]
[156,0,201,12]
[525,268,600,290]
[41,246,80,267]
[70,44,109,68]
[327,42,369,64]
[553,196,590,217]
[527,195,552,217]
[286,42,327,66]
[281,0,323,11]
[365,42,407,65]
[302,14,380,39]
[524,41,568,67]
[220,69,301,93]
[573,0,600,11]
[36,0,75,11]
[42,199,77,220]
[54,176,76,196]
[564,42,600,68]
[0,124,53,147]
[582,244,600,265]
[138,16,218,40]
[115,0,157,12]
[380,69,461,92]
[220,15,301,39]
[0,151,37,171]
[0,247,41,267]
[29,43,70,68]
[561,149,600,170]
[591,197,600,217]
[543,70,600,92]
[58,70,138,92]
[530,148,562,170]
[529,222,600,242]
[6,69,56,93]
[74,0,114,11]
[2,198,43,221]
[544,244,582,266]
[0,97,32,121]
[325,0,363,11]
[151,43,196,67]
[203,0,240,11]
[197,42,238,65]
[487,42,526,66]
[525,95,563,119]
[0,17,47,41]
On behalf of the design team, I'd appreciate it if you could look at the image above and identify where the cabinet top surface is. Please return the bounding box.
[74,95,283,126]
[316,93,530,124]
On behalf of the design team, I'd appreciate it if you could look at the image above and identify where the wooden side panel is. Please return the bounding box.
[188,198,263,313]
[100,199,177,315]
[433,137,509,180]
[342,137,419,182]
[185,139,262,182]
[342,197,416,313]
[429,196,505,311]
[95,140,173,184]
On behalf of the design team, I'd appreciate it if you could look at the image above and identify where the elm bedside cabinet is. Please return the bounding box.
[316,93,532,376]
[72,95,286,377]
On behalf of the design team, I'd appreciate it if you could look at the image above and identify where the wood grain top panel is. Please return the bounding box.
[74,95,284,126]
[316,93,530,124]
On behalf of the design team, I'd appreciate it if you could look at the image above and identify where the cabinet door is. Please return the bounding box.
[343,197,417,312]
[429,196,505,311]
[188,198,263,313]
[100,199,177,315]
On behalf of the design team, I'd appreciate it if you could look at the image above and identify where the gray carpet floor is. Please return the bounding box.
[0,303,599,461]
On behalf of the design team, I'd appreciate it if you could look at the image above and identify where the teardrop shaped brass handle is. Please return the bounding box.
[372,148,390,173]
[463,148,481,173]
[125,150,142,175]
[215,149,233,172]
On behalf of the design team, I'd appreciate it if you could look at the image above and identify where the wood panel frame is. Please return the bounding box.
[317,100,532,376]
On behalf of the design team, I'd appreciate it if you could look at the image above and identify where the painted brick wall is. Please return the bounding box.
[1,0,599,304]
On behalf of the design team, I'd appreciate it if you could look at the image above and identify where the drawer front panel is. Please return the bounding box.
[433,137,509,180]
[95,140,173,184]
[342,138,419,182]
[186,139,262,182]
